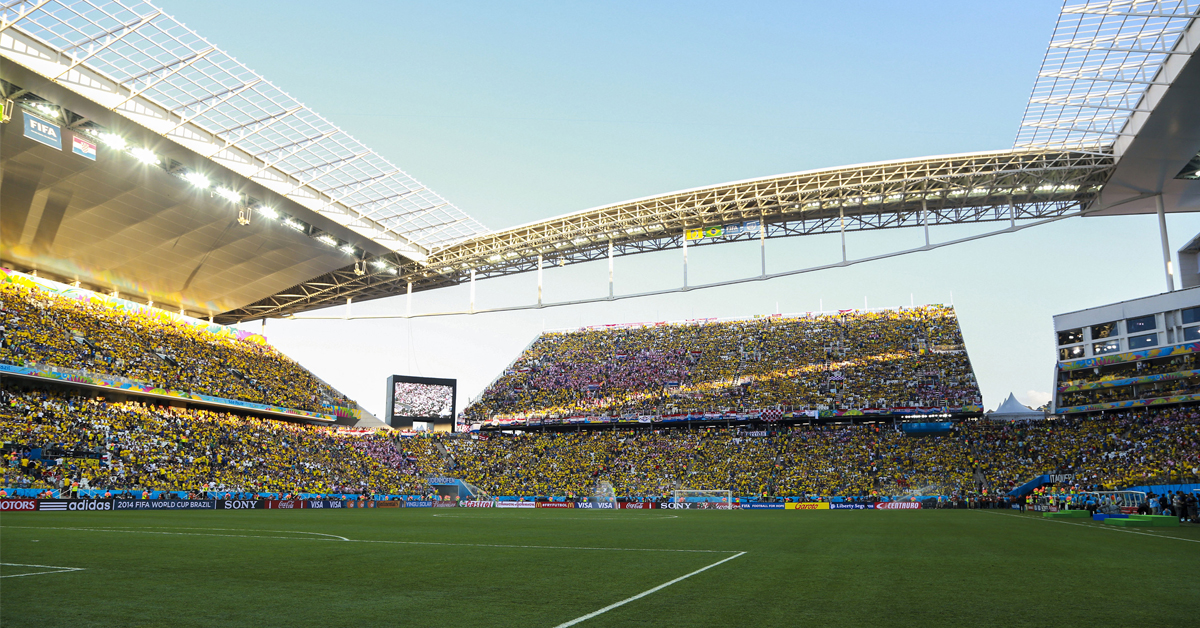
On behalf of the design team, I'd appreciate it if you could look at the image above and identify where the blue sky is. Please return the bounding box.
[159,1,1200,418]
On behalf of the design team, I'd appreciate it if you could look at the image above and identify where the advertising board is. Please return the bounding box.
[262,500,306,509]
[218,500,263,510]
[404,501,433,508]
[0,499,38,511]
[874,502,921,510]
[535,502,574,508]
[619,502,658,509]
[113,500,212,510]
[576,502,615,509]
[375,501,403,508]
[496,502,536,509]
[739,503,785,510]
[785,502,830,510]
[830,503,871,510]
[459,501,494,508]
[306,500,345,509]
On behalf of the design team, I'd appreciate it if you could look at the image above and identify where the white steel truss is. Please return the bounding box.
[0,0,489,257]
[1015,0,1199,153]
[216,149,1114,323]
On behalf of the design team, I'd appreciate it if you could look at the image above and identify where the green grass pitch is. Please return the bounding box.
[2,508,1197,627]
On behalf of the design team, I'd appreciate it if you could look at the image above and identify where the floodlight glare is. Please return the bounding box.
[257,206,278,219]
[184,172,210,189]
[215,187,240,203]
[33,102,58,118]
[284,219,304,231]
[130,147,159,165]
[99,133,126,150]
[317,235,337,246]
[340,244,357,255]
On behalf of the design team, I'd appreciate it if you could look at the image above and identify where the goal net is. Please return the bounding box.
[1079,491,1147,514]
[593,480,617,504]
[673,489,732,504]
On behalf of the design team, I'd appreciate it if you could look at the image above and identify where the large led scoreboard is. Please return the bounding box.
[385,375,456,431]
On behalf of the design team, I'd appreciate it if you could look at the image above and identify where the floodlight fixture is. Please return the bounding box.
[32,102,58,118]
[215,187,240,203]
[256,206,279,219]
[340,244,357,255]
[317,234,337,246]
[284,219,305,232]
[130,147,159,165]
[184,172,210,189]
[99,133,126,149]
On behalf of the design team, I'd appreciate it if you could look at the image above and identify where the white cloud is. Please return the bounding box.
[1021,390,1052,408]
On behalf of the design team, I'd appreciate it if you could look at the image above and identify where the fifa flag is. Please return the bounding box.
[23,112,62,149]
[72,135,97,160]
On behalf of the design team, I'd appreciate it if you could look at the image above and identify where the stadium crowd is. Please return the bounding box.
[0,383,431,496]
[462,306,981,421]
[440,406,1200,498]
[0,282,350,413]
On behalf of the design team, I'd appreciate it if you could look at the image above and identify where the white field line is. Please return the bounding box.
[551,551,747,628]
[976,510,1200,543]
[0,526,740,553]
[0,562,85,578]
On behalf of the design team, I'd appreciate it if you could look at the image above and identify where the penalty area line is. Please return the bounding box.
[0,562,85,578]
[975,510,1200,543]
[551,551,747,628]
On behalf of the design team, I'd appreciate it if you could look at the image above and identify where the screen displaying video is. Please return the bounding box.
[393,381,454,419]
[386,375,457,430]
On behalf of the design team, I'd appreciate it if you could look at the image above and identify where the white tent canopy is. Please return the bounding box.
[988,393,1045,421]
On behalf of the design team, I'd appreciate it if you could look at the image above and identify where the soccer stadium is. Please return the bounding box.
[1,1,1199,626]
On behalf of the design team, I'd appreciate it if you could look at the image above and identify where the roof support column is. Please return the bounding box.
[682,230,689,289]
[608,240,614,299]
[839,205,847,262]
[406,281,412,317]
[921,198,930,247]
[1157,195,1175,292]
[470,269,476,313]
[759,216,766,278]
[345,297,351,319]
[537,255,544,306]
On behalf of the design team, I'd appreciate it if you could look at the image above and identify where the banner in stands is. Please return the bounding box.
[576,502,615,509]
[459,501,494,508]
[535,502,574,508]
[1059,340,1200,371]
[0,499,38,511]
[404,501,434,508]
[0,362,337,423]
[114,500,212,510]
[218,500,264,510]
[496,502,536,509]
[1056,391,1200,415]
[262,500,306,509]
[784,502,830,510]
[739,503,785,509]
[874,502,921,510]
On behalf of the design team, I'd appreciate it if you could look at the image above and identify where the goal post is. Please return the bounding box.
[673,489,732,504]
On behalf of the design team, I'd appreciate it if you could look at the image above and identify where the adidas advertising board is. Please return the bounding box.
[39,500,114,511]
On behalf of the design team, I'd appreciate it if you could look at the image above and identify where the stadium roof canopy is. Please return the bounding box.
[1,0,487,257]
[2,0,1198,323]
